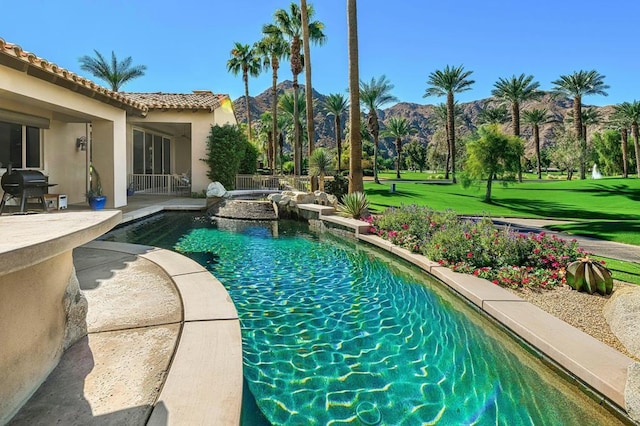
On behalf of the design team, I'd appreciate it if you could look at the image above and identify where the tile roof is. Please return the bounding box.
[0,38,148,114]
[121,91,230,112]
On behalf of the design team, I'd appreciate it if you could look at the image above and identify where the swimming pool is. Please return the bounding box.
[103,212,622,425]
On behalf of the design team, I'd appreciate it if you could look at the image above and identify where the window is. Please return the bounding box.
[133,129,171,174]
[0,121,42,168]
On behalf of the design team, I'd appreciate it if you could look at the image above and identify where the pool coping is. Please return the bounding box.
[297,204,638,420]
[81,240,243,426]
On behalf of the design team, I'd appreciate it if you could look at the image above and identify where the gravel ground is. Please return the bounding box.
[510,281,638,361]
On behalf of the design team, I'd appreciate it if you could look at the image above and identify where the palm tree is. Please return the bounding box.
[380,117,417,179]
[264,2,326,176]
[430,102,463,177]
[424,65,475,183]
[492,74,541,181]
[360,75,398,184]
[551,70,609,179]
[522,108,552,179]
[613,101,640,178]
[255,34,289,172]
[608,112,631,178]
[78,50,146,91]
[347,0,362,193]
[581,107,601,145]
[227,42,261,141]
[278,91,306,151]
[477,104,510,125]
[322,93,349,173]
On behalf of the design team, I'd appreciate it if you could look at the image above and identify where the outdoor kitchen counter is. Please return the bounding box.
[0,210,121,424]
[0,210,121,275]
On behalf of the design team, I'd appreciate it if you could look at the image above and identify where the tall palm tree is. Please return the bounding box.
[322,93,349,172]
[227,42,261,141]
[551,70,609,179]
[78,50,146,91]
[522,108,552,179]
[492,74,541,181]
[255,34,289,172]
[264,2,326,176]
[424,65,475,183]
[380,117,417,179]
[309,148,332,191]
[613,101,640,178]
[360,75,398,184]
[347,0,362,193]
[278,91,306,150]
[430,102,462,177]
[300,0,318,166]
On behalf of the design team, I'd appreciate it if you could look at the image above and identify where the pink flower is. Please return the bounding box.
[401,224,409,230]
[467,252,473,258]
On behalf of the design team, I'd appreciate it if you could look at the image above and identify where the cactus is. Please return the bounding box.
[566,257,613,295]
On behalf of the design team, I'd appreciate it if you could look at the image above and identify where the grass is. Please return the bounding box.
[592,255,640,285]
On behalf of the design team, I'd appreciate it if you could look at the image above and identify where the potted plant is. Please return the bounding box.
[86,164,107,210]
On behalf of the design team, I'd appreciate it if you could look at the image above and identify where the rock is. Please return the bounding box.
[268,193,283,203]
[626,363,640,423]
[206,182,227,198]
[62,267,88,350]
[604,285,640,358]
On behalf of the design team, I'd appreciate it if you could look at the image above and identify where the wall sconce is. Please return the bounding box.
[76,136,87,151]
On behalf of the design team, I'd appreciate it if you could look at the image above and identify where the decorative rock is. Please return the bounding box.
[626,363,640,423]
[206,182,228,198]
[604,285,640,358]
[267,190,338,218]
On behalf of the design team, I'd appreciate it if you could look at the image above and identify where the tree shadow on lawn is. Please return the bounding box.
[490,198,640,221]
[547,220,640,243]
[510,183,640,202]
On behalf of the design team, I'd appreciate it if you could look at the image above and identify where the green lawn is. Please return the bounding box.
[592,256,640,285]
[365,177,640,244]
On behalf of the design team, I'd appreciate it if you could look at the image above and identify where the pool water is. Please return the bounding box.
[103,213,623,425]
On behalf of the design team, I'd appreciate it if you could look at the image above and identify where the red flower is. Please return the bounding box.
[401,224,409,230]
[467,252,473,258]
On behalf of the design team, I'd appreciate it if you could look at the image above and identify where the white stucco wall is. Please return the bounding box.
[0,66,130,207]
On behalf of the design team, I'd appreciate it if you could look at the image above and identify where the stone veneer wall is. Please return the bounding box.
[0,251,86,424]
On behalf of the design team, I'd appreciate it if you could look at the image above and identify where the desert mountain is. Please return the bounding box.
[233,81,614,157]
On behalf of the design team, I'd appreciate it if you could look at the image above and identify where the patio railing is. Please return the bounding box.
[129,174,191,196]
[235,174,311,192]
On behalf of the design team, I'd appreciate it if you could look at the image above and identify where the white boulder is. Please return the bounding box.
[206,182,227,198]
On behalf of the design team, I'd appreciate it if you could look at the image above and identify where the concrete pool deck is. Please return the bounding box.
[6,197,640,424]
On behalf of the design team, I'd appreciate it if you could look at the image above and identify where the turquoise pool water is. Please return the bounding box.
[103,213,622,425]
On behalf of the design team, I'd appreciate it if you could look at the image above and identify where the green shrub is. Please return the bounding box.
[202,124,247,189]
[337,192,369,219]
[282,161,294,174]
[239,142,259,174]
[325,174,348,200]
[369,205,586,290]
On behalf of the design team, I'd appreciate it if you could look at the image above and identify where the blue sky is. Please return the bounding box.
[2,0,636,106]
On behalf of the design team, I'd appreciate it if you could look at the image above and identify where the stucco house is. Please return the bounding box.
[0,37,236,208]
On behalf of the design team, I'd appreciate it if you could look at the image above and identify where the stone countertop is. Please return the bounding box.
[0,210,121,275]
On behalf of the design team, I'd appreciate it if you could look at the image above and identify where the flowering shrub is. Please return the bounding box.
[370,205,586,290]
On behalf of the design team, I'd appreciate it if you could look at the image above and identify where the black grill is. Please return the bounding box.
[0,166,51,213]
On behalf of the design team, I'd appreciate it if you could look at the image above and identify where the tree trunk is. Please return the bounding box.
[291,36,302,176]
[368,112,380,184]
[447,92,456,183]
[396,137,401,179]
[633,122,640,178]
[347,0,363,193]
[512,101,523,182]
[271,57,279,172]
[444,121,450,179]
[485,174,493,202]
[243,70,252,142]
[621,128,629,178]
[573,95,586,179]
[534,124,542,179]
[335,116,342,173]
[301,0,316,190]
